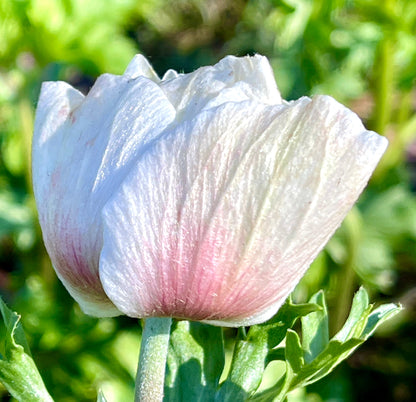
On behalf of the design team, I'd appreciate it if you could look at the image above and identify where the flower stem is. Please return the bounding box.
[135,317,172,402]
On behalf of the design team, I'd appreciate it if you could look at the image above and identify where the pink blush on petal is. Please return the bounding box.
[46,227,105,304]
[146,220,255,321]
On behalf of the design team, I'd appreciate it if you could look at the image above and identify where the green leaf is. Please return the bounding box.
[164,321,224,401]
[265,347,285,365]
[291,288,402,390]
[216,329,267,401]
[301,291,329,364]
[217,298,320,401]
[333,287,370,342]
[0,297,31,358]
[274,361,294,402]
[251,288,402,401]
[291,338,363,387]
[285,330,304,373]
[0,297,53,402]
[258,298,322,349]
[362,302,403,339]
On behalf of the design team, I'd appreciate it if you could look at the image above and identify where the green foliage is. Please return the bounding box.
[147,290,399,401]
[217,299,320,400]
[10,276,138,401]
[0,296,53,401]
[251,288,402,401]
[0,0,139,75]
[301,292,328,364]
[165,321,224,400]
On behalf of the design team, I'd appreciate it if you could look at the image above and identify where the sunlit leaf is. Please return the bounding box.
[0,297,53,402]
[218,298,320,400]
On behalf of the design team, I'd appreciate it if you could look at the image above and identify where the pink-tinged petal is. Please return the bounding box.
[99,95,386,326]
[32,76,176,316]
[159,54,282,117]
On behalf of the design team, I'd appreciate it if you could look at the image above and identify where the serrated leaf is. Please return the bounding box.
[0,296,31,357]
[292,338,363,388]
[301,291,329,364]
[164,321,224,401]
[217,299,320,401]
[333,287,369,342]
[251,289,402,401]
[291,289,402,390]
[258,298,322,349]
[362,303,402,338]
[0,297,53,402]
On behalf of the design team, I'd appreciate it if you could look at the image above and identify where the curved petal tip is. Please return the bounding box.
[124,54,160,82]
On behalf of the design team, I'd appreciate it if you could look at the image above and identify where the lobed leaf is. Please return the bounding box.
[251,288,402,401]
[217,298,320,400]
[0,297,53,402]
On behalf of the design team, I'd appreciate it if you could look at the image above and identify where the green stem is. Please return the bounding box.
[135,317,172,402]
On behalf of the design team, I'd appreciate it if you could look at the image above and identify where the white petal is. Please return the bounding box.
[124,54,160,82]
[34,81,85,145]
[99,95,386,326]
[159,54,282,117]
[162,69,179,81]
[32,75,176,316]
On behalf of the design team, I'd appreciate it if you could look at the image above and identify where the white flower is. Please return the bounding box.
[32,54,387,326]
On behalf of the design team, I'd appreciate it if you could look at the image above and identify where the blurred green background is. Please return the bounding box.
[0,0,415,401]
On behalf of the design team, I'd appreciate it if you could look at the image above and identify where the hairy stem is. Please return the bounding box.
[135,317,172,402]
